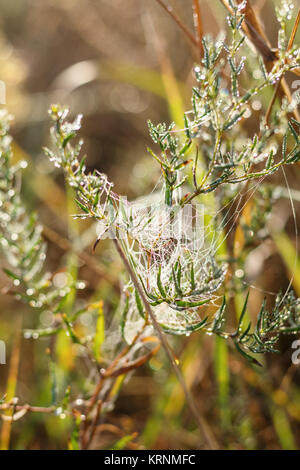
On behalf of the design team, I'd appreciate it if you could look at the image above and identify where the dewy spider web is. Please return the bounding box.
[114,144,299,345]
[112,184,226,342]
[114,185,235,341]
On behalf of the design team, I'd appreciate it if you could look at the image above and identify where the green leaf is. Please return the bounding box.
[3,268,20,281]
[75,199,89,214]
[184,114,191,139]
[212,296,226,332]
[223,109,246,131]
[160,316,208,335]
[135,290,145,318]
[233,340,262,367]
[237,291,250,333]
[288,121,298,144]
[173,299,208,309]
[121,295,129,340]
[190,262,196,291]
[157,266,166,298]
[111,433,136,450]
[282,132,287,160]
[62,132,76,148]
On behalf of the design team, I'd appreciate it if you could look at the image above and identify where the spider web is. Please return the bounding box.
[112,159,298,344]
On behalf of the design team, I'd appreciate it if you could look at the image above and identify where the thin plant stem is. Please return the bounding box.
[288,8,300,51]
[155,0,198,47]
[193,0,204,60]
[112,236,219,450]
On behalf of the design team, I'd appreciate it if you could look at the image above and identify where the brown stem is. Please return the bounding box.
[192,0,204,60]
[81,400,103,450]
[287,8,300,51]
[264,79,281,127]
[0,403,55,414]
[155,0,198,47]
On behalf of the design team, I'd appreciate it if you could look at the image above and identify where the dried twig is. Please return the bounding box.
[193,0,204,60]
[155,0,198,47]
[0,403,55,415]
[288,8,300,52]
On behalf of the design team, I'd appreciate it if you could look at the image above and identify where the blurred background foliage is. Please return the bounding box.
[0,0,300,450]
